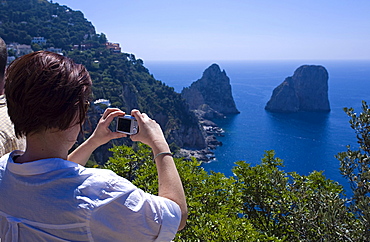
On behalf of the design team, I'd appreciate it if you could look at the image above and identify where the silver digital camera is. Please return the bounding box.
[116,115,139,135]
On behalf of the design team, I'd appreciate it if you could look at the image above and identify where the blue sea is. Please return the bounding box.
[145,60,370,194]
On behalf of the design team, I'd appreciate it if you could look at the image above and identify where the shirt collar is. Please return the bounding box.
[6,150,80,176]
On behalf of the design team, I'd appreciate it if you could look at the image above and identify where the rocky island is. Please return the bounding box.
[179,64,240,161]
[182,63,240,118]
[265,65,330,113]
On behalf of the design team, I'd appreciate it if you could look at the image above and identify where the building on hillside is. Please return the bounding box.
[93,99,111,107]
[93,99,111,113]
[31,37,47,45]
[72,43,95,51]
[7,43,33,56]
[105,42,121,53]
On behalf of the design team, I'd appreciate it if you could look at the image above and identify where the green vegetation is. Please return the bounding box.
[336,101,370,239]
[0,0,96,50]
[102,103,370,241]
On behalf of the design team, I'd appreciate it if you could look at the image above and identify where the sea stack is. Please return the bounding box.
[265,65,330,113]
[181,63,239,118]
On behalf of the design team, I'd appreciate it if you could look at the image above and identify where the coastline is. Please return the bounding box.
[176,116,225,163]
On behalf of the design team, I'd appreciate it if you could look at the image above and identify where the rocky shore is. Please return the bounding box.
[176,117,225,162]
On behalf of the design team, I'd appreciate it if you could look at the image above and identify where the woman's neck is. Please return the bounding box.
[15,128,76,163]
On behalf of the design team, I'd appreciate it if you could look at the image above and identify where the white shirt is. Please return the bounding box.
[0,151,181,242]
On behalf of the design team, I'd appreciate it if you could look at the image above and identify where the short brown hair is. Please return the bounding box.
[5,51,92,137]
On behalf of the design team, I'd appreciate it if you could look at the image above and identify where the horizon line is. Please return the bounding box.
[142,58,370,62]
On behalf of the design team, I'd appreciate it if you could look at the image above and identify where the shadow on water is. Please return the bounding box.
[265,110,351,194]
[265,111,331,168]
[203,109,352,195]
[203,111,333,175]
[268,111,330,124]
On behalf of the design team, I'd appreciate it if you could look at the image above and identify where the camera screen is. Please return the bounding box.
[117,118,131,132]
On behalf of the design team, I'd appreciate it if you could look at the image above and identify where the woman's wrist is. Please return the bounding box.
[153,152,173,161]
[150,140,170,154]
[152,142,172,162]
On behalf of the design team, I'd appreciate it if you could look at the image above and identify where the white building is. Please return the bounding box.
[31,37,47,45]
[93,99,111,107]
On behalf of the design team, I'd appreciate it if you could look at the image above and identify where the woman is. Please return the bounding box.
[0,51,187,241]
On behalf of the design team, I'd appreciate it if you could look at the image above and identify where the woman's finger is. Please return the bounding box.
[103,110,125,125]
[111,132,127,139]
[101,108,123,120]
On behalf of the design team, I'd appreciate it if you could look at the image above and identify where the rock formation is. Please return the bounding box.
[265,65,330,112]
[179,64,239,162]
[181,64,240,117]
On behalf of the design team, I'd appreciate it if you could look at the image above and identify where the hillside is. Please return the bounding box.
[0,0,206,163]
[0,0,97,50]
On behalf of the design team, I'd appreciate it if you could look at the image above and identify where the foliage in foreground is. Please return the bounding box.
[102,102,370,241]
[103,146,363,241]
[336,101,370,239]
[105,143,276,241]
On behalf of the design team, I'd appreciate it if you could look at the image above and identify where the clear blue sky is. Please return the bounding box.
[55,0,370,61]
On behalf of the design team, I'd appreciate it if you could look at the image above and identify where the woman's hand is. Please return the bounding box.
[68,108,127,166]
[89,108,127,146]
[130,110,169,152]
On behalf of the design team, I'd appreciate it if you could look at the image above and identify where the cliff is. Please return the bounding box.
[265,65,330,113]
[181,64,240,118]
[178,64,239,161]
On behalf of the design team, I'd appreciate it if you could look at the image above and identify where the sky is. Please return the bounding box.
[55,0,370,61]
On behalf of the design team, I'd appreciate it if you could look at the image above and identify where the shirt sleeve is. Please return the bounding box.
[89,182,181,242]
[152,195,181,242]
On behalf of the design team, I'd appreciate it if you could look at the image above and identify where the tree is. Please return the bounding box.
[98,33,107,44]
[233,151,357,241]
[336,100,370,240]
[104,143,364,241]
[104,144,276,241]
